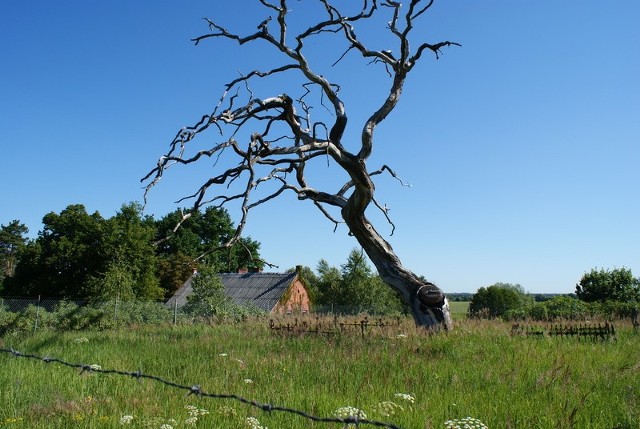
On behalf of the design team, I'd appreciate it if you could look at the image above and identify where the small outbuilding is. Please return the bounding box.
[165,266,311,314]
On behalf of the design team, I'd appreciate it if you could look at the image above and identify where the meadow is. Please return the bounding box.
[0,315,638,429]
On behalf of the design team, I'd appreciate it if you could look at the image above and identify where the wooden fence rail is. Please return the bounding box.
[269,316,403,337]
[511,322,616,341]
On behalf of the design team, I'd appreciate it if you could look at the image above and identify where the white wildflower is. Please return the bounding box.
[159,424,173,429]
[444,416,488,429]
[396,333,408,338]
[88,364,102,371]
[245,416,268,429]
[185,405,209,417]
[243,378,254,384]
[393,393,415,404]
[218,353,228,357]
[73,337,89,344]
[184,416,198,425]
[119,415,134,425]
[334,406,367,420]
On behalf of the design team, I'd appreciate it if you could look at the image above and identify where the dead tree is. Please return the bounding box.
[143,0,460,329]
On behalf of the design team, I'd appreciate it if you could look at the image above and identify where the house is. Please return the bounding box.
[165,266,311,314]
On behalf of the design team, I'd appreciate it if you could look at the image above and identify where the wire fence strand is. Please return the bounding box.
[0,347,405,429]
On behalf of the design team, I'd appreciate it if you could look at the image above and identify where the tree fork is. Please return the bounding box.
[143,0,458,330]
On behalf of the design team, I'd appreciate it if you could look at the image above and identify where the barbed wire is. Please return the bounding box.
[0,347,405,429]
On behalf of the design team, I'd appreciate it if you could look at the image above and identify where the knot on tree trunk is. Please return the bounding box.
[412,282,452,330]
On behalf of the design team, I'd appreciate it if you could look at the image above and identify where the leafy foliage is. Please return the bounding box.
[155,207,262,272]
[4,204,106,298]
[575,267,639,303]
[313,249,405,315]
[157,253,197,298]
[0,300,175,335]
[3,203,261,301]
[183,266,229,316]
[469,283,533,318]
[101,203,163,300]
[0,220,29,280]
[503,295,640,321]
[183,266,263,321]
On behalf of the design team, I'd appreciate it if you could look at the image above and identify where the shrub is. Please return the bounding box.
[576,267,640,303]
[542,296,588,320]
[469,283,533,319]
[183,267,264,322]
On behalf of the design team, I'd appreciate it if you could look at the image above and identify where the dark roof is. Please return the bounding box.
[165,271,298,312]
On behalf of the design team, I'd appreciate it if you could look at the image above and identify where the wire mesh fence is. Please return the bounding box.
[0,297,407,335]
[0,297,177,334]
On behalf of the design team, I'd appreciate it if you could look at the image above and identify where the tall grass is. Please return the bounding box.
[1,317,638,428]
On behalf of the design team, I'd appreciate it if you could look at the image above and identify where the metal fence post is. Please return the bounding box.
[173,300,178,325]
[33,295,41,334]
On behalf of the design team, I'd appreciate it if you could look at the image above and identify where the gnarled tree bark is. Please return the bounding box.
[143,0,459,329]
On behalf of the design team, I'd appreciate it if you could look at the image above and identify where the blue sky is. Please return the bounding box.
[1,1,638,294]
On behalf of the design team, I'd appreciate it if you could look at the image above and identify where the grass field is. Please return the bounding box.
[1,316,638,429]
[448,301,470,321]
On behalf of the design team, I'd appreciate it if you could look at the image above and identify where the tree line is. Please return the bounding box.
[1,204,407,314]
[0,203,261,301]
[468,267,640,320]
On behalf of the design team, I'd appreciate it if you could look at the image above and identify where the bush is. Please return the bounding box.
[528,304,549,321]
[469,283,533,319]
[542,296,588,320]
[183,267,265,322]
[576,267,640,303]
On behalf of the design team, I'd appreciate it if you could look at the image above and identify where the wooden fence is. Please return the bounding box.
[511,322,616,341]
[269,315,404,337]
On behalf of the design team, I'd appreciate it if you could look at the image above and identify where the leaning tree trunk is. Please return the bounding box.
[142,1,459,330]
[341,157,452,330]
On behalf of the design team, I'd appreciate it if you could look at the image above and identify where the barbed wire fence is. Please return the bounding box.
[0,347,406,429]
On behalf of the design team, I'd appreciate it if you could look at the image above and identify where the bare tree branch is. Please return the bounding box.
[144,0,459,329]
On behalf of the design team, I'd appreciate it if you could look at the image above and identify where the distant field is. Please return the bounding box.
[1,316,638,428]
[448,300,469,320]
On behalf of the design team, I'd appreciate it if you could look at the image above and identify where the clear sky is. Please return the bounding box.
[1,1,638,294]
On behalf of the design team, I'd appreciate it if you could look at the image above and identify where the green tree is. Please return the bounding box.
[157,253,197,298]
[84,252,137,301]
[155,207,262,272]
[83,203,163,301]
[469,283,533,318]
[0,220,29,279]
[314,259,342,306]
[5,203,163,300]
[315,249,404,314]
[183,266,228,316]
[104,203,162,300]
[575,267,639,303]
[5,204,105,297]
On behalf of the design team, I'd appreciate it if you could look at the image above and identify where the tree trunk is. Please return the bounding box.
[340,160,452,330]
